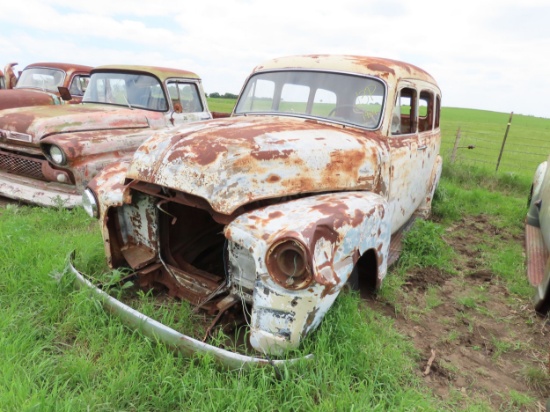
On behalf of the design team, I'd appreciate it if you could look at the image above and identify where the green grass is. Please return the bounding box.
[0,106,548,411]
[207,97,236,113]
[440,107,550,176]
[0,206,443,411]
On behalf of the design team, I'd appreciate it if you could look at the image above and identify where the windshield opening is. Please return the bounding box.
[82,72,168,111]
[16,68,66,92]
[235,70,386,129]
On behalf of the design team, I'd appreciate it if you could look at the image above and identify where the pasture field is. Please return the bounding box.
[439,107,550,176]
[0,104,548,411]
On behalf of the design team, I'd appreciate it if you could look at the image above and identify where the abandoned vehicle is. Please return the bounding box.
[0,62,92,109]
[72,54,443,368]
[0,64,212,207]
[525,156,550,314]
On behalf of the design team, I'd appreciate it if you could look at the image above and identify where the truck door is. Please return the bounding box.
[167,81,211,125]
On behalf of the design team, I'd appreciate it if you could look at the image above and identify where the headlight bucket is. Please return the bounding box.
[266,238,312,290]
[82,188,99,219]
[49,145,67,165]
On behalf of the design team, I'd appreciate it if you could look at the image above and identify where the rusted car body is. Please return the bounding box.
[0,65,211,207]
[0,62,92,109]
[525,157,550,314]
[76,55,442,367]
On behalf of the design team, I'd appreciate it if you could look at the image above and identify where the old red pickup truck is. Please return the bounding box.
[0,64,212,207]
[0,62,92,109]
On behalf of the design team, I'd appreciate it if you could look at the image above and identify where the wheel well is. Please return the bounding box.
[348,249,379,298]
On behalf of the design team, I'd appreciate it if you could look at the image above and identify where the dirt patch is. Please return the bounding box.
[365,215,550,411]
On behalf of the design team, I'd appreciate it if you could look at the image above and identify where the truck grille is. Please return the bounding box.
[0,150,47,181]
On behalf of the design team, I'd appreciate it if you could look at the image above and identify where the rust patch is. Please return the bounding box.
[250,149,294,161]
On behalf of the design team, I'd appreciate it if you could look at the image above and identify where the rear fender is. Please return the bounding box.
[416,154,443,219]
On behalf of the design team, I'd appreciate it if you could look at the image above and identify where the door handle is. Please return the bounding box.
[418,144,427,150]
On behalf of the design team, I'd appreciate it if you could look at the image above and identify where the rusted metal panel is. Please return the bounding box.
[0,105,152,141]
[0,169,81,207]
[128,116,391,216]
[225,192,391,353]
[91,65,200,82]
[251,55,438,88]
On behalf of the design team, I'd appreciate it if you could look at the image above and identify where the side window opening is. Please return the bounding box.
[69,75,90,96]
[418,90,433,132]
[392,87,417,135]
[167,82,203,113]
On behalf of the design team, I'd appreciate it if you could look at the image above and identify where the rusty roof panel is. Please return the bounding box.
[252,54,439,90]
[26,62,93,73]
[92,65,200,81]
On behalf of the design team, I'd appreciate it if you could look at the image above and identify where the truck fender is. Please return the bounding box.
[87,161,132,216]
[225,191,391,354]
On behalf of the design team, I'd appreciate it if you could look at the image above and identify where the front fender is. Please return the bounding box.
[87,161,132,217]
[225,191,391,354]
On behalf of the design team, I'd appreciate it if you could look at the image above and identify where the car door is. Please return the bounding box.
[387,81,441,231]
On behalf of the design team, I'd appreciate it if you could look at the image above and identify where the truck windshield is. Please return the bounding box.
[16,68,66,92]
[235,70,386,129]
[82,72,168,111]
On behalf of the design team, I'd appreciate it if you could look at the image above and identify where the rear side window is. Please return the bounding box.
[392,87,440,135]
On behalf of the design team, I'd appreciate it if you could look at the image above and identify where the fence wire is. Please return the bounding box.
[441,114,550,176]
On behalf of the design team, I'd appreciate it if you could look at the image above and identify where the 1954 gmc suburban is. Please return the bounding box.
[72,55,443,369]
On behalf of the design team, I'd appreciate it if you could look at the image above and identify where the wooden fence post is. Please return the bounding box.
[495,112,514,172]
[450,127,461,163]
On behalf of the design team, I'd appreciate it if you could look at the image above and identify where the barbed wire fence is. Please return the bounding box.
[440,112,550,177]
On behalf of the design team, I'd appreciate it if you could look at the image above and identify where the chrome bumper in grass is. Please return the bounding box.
[67,258,313,370]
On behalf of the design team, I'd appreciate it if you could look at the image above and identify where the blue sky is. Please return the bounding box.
[1,0,550,118]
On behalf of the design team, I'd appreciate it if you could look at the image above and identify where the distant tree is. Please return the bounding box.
[222,92,238,99]
[209,92,221,98]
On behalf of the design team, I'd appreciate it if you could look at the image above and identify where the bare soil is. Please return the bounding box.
[364,215,550,411]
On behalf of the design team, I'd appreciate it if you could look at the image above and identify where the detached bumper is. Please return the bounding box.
[67,260,313,370]
[0,170,80,207]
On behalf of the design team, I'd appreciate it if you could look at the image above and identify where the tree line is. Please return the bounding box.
[207,92,238,99]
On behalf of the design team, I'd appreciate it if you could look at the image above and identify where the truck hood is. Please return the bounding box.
[127,116,387,215]
[0,89,60,110]
[0,104,153,144]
